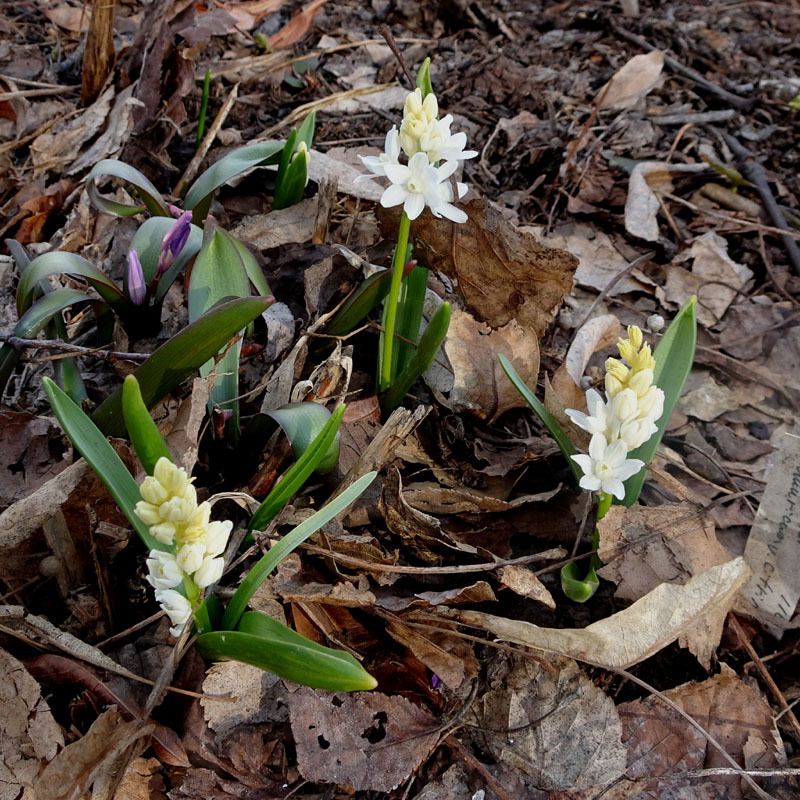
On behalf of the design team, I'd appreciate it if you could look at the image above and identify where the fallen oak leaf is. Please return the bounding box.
[442,558,750,669]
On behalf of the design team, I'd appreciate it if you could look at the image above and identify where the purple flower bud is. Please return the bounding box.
[127,249,146,306]
[156,210,192,278]
[430,672,443,690]
[167,204,183,218]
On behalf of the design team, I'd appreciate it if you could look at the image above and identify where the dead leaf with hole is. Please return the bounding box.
[446,558,750,669]
[0,647,64,798]
[663,231,754,327]
[596,51,664,110]
[379,197,577,337]
[426,308,541,421]
[624,162,707,241]
[288,688,439,792]
[598,667,785,800]
[477,656,626,790]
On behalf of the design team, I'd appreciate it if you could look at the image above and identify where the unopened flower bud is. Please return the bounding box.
[627,325,643,350]
[194,555,224,588]
[647,314,665,333]
[156,210,192,278]
[127,250,146,306]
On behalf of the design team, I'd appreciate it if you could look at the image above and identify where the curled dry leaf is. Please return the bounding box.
[288,687,440,792]
[0,647,64,798]
[379,197,577,338]
[596,50,665,111]
[231,197,319,250]
[498,565,556,609]
[427,308,541,421]
[446,558,751,669]
[477,656,626,790]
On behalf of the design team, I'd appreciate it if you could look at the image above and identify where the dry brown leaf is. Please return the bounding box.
[113,757,166,800]
[678,373,745,421]
[545,373,590,449]
[380,197,577,337]
[165,375,213,475]
[447,558,750,669]
[33,708,152,800]
[477,656,626,790]
[306,148,383,201]
[498,565,556,609]
[624,162,707,241]
[596,51,664,110]
[403,480,560,515]
[665,231,754,327]
[0,647,64,798]
[430,308,541,421]
[269,0,327,48]
[288,687,439,792]
[231,197,319,250]
[600,668,784,800]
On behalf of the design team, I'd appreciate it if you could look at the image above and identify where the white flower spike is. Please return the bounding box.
[571,434,645,501]
[355,126,400,182]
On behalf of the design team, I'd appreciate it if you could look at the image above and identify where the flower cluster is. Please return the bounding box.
[134,458,232,635]
[356,88,476,223]
[566,326,665,500]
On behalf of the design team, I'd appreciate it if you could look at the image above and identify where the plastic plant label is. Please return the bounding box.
[741,430,800,636]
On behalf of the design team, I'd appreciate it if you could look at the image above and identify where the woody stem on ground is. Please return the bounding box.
[379,211,411,392]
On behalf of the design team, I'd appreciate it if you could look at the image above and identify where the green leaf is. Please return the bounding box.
[249,404,345,533]
[195,611,377,691]
[91,296,273,437]
[325,261,416,337]
[416,57,433,97]
[0,289,108,397]
[17,251,127,316]
[383,301,450,411]
[561,561,600,603]
[273,150,307,210]
[266,402,340,474]
[223,229,271,298]
[128,216,203,291]
[188,227,253,440]
[122,375,172,474]
[196,69,211,148]
[392,265,428,376]
[183,141,284,224]
[42,377,162,551]
[221,471,377,631]
[85,159,171,218]
[296,110,315,149]
[498,354,583,484]
[273,130,298,210]
[623,297,697,506]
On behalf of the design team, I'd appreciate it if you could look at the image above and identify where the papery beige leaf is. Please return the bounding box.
[0,647,64,798]
[231,197,319,250]
[498,565,556,609]
[565,314,621,387]
[448,558,751,669]
[477,657,626,790]
[597,51,664,111]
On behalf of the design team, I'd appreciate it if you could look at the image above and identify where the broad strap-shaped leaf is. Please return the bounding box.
[196,611,377,691]
[17,251,127,316]
[296,110,315,149]
[221,471,377,631]
[416,57,433,98]
[91,296,273,437]
[499,353,583,484]
[85,159,171,218]
[392,264,428,377]
[383,301,450,411]
[249,404,346,533]
[623,297,697,506]
[325,261,416,337]
[183,141,284,223]
[42,378,163,551]
[122,375,172,474]
[266,402,340,474]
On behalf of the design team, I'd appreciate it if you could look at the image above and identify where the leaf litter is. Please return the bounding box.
[0,0,799,797]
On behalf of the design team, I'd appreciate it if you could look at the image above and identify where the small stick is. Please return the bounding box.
[758,231,800,307]
[446,735,517,800]
[729,613,800,742]
[0,334,148,362]
[379,24,416,88]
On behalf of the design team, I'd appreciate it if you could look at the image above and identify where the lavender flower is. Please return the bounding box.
[156,210,192,279]
[127,249,146,305]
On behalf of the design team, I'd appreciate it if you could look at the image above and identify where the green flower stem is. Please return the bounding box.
[379,211,411,392]
[183,574,212,634]
[596,491,613,521]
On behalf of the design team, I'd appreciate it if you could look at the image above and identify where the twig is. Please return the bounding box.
[175,82,239,196]
[609,23,752,110]
[446,735,516,800]
[0,85,80,101]
[379,25,416,88]
[650,109,737,126]
[759,231,800,306]
[716,130,800,277]
[0,334,148,362]
[729,613,800,742]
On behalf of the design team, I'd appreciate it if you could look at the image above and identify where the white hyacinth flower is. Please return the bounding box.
[382,152,446,220]
[571,434,644,501]
[194,556,224,589]
[176,541,206,575]
[146,550,183,591]
[154,588,193,637]
[565,388,616,441]
[355,126,400,182]
[418,114,478,164]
